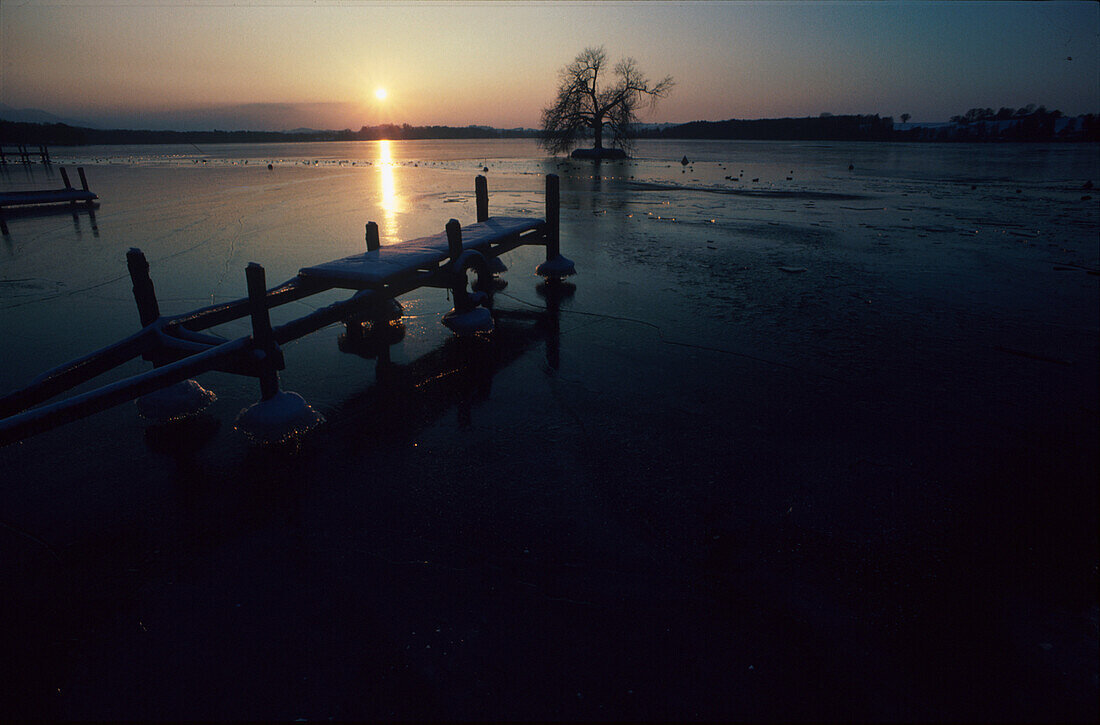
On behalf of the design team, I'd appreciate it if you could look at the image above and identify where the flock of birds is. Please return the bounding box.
[675,153,856,184]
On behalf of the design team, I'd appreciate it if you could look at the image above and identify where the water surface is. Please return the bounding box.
[1,139,1097,720]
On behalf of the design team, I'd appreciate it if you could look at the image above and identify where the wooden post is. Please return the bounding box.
[77,167,89,191]
[475,175,489,222]
[365,221,380,252]
[245,263,282,401]
[40,145,50,163]
[60,167,72,190]
[126,248,161,328]
[446,218,462,260]
[446,218,467,308]
[545,173,560,261]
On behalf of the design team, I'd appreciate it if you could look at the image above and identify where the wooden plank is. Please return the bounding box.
[299,216,544,289]
[0,337,251,446]
[0,189,98,207]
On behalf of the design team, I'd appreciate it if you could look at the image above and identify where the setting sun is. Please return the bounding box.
[375,87,387,101]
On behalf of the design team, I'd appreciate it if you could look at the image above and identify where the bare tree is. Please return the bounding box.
[539,47,674,156]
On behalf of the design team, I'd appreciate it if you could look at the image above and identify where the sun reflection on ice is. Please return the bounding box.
[377,139,400,243]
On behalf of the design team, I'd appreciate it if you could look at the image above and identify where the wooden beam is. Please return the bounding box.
[365,221,380,251]
[446,218,462,260]
[0,337,249,446]
[475,175,489,222]
[126,248,161,328]
[245,263,283,400]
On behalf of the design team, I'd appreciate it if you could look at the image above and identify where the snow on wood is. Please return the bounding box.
[299,216,544,288]
[0,189,98,207]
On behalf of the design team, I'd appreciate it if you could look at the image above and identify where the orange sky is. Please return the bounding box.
[2,1,1097,131]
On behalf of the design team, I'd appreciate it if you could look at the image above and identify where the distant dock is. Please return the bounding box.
[0,144,51,164]
[0,167,98,235]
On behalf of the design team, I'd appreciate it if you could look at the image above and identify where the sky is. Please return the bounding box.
[1,0,1097,131]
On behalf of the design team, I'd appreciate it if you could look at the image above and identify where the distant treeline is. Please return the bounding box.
[644,114,897,141]
[908,105,1100,142]
[0,121,539,146]
[2,108,1097,146]
[352,124,537,140]
[648,109,1099,142]
[0,121,336,146]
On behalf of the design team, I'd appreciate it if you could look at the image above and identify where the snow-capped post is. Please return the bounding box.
[475,175,489,222]
[235,262,323,445]
[546,173,560,259]
[127,248,218,421]
[446,217,463,264]
[365,221,380,252]
[535,173,575,278]
[126,248,161,328]
[442,218,493,335]
[245,262,283,401]
[445,218,466,305]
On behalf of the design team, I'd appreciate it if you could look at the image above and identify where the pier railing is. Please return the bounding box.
[0,166,98,235]
[0,144,51,164]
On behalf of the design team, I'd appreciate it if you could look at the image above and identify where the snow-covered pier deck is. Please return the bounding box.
[0,143,51,164]
[0,167,98,234]
[0,174,573,446]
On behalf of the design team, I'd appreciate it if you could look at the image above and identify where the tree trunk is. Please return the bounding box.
[592,115,604,150]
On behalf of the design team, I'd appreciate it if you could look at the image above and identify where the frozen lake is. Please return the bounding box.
[1,139,1097,720]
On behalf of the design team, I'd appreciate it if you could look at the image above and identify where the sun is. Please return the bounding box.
[375,87,387,101]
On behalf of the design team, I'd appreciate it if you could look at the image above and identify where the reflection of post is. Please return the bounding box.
[546,173,560,261]
[536,280,572,371]
[455,336,495,429]
[545,291,561,371]
[376,337,392,371]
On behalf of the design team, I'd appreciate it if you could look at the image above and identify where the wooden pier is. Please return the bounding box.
[0,166,98,235]
[0,144,51,164]
[0,174,574,446]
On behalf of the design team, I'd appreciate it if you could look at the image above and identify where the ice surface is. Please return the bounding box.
[1,139,1097,722]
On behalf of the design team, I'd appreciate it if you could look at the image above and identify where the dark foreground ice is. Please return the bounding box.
[1,139,1097,720]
